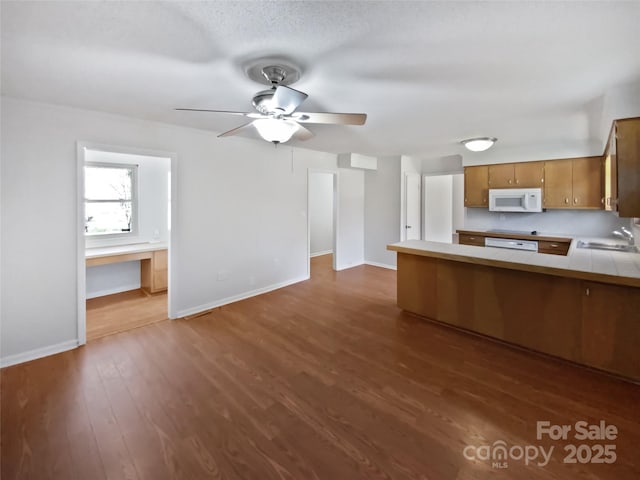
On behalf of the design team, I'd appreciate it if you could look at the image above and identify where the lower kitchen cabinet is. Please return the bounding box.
[581,281,640,379]
[396,252,640,381]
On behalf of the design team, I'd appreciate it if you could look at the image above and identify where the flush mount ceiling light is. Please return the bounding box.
[461,137,498,152]
[253,118,299,144]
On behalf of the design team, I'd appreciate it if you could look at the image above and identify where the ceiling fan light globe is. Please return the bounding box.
[461,137,497,152]
[254,118,298,143]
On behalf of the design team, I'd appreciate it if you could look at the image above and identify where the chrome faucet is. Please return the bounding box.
[613,226,635,246]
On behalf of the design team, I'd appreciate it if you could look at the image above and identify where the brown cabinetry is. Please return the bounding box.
[458,233,485,246]
[141,249,168,294]
[394,251,640,381]
[464,165,489,207]
[537,240,570,256]
[543,157,601,209]
[488,162,544,188]
[606,118,640,217]
[581,281,640,379]
[458,230,571,256]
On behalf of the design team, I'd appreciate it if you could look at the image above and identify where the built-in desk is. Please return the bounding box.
[86,243,168,293]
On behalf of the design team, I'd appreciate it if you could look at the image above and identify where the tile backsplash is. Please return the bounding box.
[464,209,630,238]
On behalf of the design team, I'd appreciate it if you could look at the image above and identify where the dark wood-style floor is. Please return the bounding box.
[2,254,639,479]
[86,289,168,341]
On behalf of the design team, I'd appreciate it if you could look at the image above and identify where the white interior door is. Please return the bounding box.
[404,173,421,240]
[424,174,453,243]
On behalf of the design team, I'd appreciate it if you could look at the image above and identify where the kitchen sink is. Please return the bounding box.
[576,241,638,253]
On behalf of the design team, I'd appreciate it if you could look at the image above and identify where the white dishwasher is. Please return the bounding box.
[485,237,538,252]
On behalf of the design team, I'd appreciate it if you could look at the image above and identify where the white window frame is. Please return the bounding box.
[84,161,139,239]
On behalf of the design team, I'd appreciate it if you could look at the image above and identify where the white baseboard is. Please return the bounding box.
[1,339,79,368]
[86,284,141,299]
[310,250,333,258]
[335,261,365,271]
[364,260,397,270]
[175,275,310,318]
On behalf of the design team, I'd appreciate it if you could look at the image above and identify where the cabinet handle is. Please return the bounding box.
[550,244,559,248]
[469,237,476,240]
[515,179,519,184]
[508,179,513,184]
[601,197,605,204]
[574,198,578,204]
[585,287,590,296]
[564,198,569,204]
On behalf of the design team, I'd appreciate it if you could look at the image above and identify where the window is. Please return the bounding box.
[85,163,137,236]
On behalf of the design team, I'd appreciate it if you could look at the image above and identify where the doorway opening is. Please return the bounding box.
[77,143,176,343]
[308,170,337,278]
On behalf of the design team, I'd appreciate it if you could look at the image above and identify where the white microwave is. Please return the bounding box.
[489,188,543,212]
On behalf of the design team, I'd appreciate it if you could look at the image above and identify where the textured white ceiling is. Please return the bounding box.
[2,1,640,157]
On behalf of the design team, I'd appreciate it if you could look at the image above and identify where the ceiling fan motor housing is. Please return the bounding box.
[252,89,277,115]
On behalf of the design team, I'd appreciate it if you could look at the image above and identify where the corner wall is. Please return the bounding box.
[364,156,401,268]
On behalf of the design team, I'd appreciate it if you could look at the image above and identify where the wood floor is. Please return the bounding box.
[86,289,168,341]
[2,254,639,479]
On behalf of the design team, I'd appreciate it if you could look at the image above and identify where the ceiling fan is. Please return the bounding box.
[176,65,367,145]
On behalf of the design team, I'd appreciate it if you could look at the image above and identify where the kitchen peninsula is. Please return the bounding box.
[387,240,640,382]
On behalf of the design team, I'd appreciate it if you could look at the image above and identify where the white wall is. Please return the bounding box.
[309,172,334,256]
[0,96,364,365]
[335,168,365,270]
[364,156,401,268]
[424,175,453,243]
[85,150,170,298]
[464,208,629,238]
[588,79,640,150]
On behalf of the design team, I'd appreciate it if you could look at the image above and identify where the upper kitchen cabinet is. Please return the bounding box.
[607,118,640,217]
[543,157,601,209]
[488,162,544,188]
[572,157,602,208]
[464,165,489,207]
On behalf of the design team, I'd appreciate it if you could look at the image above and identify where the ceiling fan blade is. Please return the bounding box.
[175,108,251,116]
[271,86,308,114]
[217,121,255,138]
[292,124,314,141]
[292,112,367,125]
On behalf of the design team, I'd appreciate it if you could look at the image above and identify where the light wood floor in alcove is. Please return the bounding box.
[2,255,639,479]
[86,289,168,341]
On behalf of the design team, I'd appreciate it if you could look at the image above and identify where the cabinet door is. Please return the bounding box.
[581,282,640,379]
[464,166,489,207]
[616,118,640,217]
[514,161,544,188]
[153,250,168,292]
[458,234,485,246]
[488,163,515,188]
[543,159,573,208]
[571,157,602,209]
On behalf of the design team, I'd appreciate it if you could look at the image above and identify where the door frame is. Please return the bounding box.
[403,172,422,241]
[307,169,339,276]
[76,141,178,345]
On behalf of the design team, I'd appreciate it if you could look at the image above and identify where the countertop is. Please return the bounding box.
[86,242,168,259]
[387,238,640,288]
